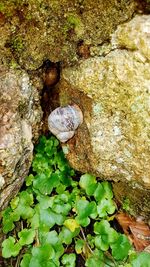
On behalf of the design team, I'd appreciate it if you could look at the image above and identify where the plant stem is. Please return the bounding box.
[35,229,40,246]
[80,227,94,254]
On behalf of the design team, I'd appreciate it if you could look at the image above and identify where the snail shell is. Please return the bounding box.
[48,104,83,142]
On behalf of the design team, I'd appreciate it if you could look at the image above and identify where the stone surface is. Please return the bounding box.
[0,66,42,210]
[0,0,140,70]
[111,14,150,60]
[112,181,150,220]
[56,15,150,190]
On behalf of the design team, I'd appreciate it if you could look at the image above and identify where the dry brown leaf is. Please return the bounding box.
[115,213,150,251]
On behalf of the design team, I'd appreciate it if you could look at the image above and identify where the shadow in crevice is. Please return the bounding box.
[40,60,61,134]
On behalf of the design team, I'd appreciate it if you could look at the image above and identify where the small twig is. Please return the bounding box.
[10,258,13,267]
[104,251,117,266]
[35,229,40,246]
[15,254,21,267]
[80,227,117,267]
[80,227,94,254]
[21,220,24,231]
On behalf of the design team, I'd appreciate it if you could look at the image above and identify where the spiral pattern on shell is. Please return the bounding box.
[48,104,83,142]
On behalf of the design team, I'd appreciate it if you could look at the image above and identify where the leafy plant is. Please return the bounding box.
[130,252,150,267]
[1,135,149,266]
[2,237,22,258]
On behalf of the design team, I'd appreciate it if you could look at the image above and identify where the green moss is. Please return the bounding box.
[63,14,84,38]
[9,59,20,69]
[122,197,131,212]
[0,3,5,13]
[0,0,24,17]
[25,13,33,21]
[11,36,24,53]
[0,2,13,17]
[67,14,81,27]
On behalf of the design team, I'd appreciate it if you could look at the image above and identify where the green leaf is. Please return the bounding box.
[20,254,32,267]
[54,243,64,260]
[59,226,79,245]
[87,234,95,249]
[102,181,113,199]
[95,235,109,251]
[33,173,53,195]
[52,201,71,216]
[64,218,80,232]
[10,196,20,209]
[40,208,65,229]
[94,182,113,202]
[32,244,55,260]
[97,199,116,217]
[44,139,56,157]
[62,253,76,267]
[2,206,21,233]
[25,174,35,187]
[85,249,104,267]
[35,135,47,153]
[18,229,35,246]
[34,172,61,196]
[111,234,131,260]
[40,230,64,260]
[2,236,22,258]
[2,207,16,234]
[42,230,59,245]
[130,252,150,267]
[29,244,57,267]
[14,191,34,220]
[35,260,57,267]
[94,220,118,251]
[75,199,97,227]
[75,239,85,254]
[32,151,52,174]
[79,173,97,195]
[93,183,105,202]
[56,183,66,194]
[37,195,53,209]
[28,209,40,229]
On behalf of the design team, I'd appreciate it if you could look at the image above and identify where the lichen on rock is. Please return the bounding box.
[111,14,150,60]
[58,15,150,190]
[0,0,139,70]
[0,66,42,210]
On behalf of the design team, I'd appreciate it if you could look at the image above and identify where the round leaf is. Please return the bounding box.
[79,174,97,195]
[62,253,76,267]
[2,236,22,258]
[75,239,85,254]
[64,218,80,232]
[111,234,131,260]
[130,252,150,267]
[95,235,109,251]
[20,254,32,267]
[18,229,36,246]
[97,199,116,217]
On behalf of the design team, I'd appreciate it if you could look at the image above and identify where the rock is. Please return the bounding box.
[0,0,139,70]
[111,14,150,60]
[0,66,42,210]
[56,15,150,190]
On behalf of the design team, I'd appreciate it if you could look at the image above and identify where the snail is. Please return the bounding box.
[48,104,83,142]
